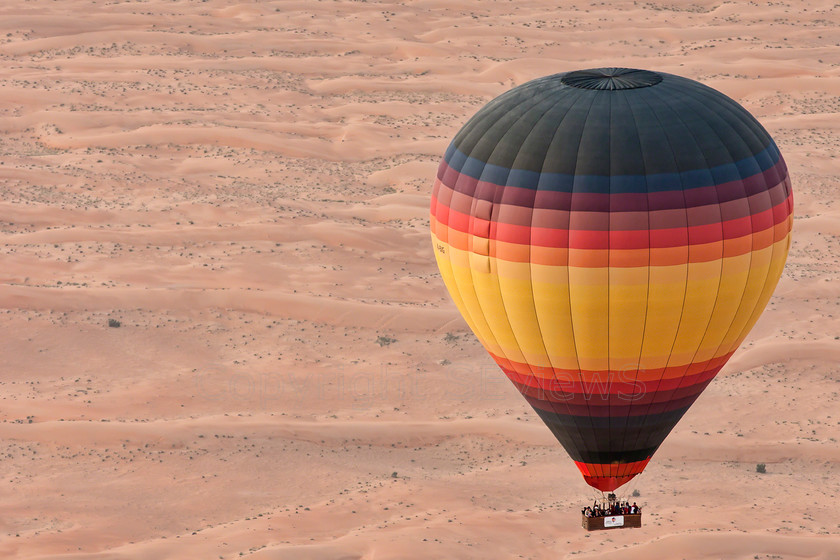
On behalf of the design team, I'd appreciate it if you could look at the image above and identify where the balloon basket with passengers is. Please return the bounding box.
[428,67,793,529]
[581,493,642,531]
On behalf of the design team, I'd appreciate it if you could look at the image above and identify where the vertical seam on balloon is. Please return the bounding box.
[566,92,602,473]
[451,78,581,467]
[432,145,485,339]
[640,83,729,430]
[549,90,599,466]
[621,82,691,457]
[625,80,783,456]
[735,168,791,337]
[433,177,492,353]
[726,196,782,361]
[485,86,577,457]
[447,84,568,378]
[430,179,464,325]
[605,90,614,480]
[452,80,546,157]
[440,165,507,366]
[614,90,651,476]
[523,86,593,465]
[654,82,764,408]
[691,100,791,360]
[461,83,569,412]
[674,83,783,384]
[711,171,788,355]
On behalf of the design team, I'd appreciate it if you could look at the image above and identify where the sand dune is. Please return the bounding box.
[0,0,838,558]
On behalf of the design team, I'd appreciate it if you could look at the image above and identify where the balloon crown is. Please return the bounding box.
[560,67,663,90]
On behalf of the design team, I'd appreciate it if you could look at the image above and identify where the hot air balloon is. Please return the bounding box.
[429,68,792,492]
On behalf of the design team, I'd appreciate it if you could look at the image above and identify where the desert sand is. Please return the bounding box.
[0,0,838,558]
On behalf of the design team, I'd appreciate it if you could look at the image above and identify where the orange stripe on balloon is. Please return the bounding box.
[489,350,735,383]
[430,214,790,268]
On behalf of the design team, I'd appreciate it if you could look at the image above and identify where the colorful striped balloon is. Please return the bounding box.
[430,68,793,492]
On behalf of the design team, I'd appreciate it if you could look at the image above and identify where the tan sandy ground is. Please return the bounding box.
[0,0,838,558]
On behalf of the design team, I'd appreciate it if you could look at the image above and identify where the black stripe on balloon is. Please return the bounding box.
[449,71,773,178]
[529,405,691,464]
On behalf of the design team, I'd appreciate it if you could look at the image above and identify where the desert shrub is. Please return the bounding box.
[756,463,766,474]
[108,318,121,328]
[444,332,460,344]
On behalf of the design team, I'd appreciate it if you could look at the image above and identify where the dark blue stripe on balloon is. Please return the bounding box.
[441,141,781,194]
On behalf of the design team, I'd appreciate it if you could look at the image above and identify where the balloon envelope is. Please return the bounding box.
[430,68,793,491]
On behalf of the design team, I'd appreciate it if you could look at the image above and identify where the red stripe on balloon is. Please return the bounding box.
[489,350,734,385]
[575,459,650,491]
[431,192,792,250]
[506,367,721,403]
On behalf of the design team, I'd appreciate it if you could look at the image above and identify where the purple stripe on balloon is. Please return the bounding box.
[436,157,788,213]
[433,178,789,232]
